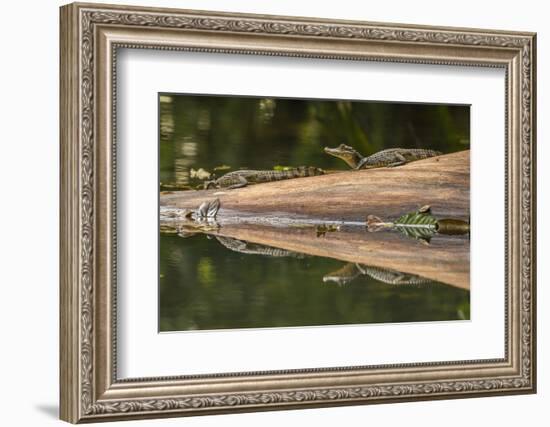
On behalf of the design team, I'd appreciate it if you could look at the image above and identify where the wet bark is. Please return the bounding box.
[160,150,470,290]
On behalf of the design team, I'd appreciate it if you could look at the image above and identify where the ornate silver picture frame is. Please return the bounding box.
[60,2,536,423]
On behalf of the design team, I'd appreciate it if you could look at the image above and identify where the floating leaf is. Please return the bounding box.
[395,210,438,227]
[273,165,293,171]
[394,209,438,243]
[366,207,466,243]
[213,165,231,171]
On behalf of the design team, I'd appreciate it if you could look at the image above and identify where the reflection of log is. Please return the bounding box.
[161,150,469,221]
[213,223,469,290]
[161,150,470,290]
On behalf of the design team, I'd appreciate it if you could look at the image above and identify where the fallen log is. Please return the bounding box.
[160,150,470,290]
[161,150,469,221]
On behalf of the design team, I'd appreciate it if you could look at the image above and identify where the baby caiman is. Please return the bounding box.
[204,166,325,189]
[324,144,441,170]
[323,262,432,286]
[215,236,305,258]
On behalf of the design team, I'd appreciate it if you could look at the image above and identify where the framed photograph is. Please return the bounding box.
[60,2,536,423]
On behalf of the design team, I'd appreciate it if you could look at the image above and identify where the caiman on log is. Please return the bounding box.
[204,166,325,189]
[324,144,442,169]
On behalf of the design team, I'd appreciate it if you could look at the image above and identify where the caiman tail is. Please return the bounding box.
[205,166,325,189]
[215,236,306,258]
[356,264,432,286]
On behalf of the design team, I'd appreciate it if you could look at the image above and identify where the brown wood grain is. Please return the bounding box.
[161,150,470,289]
[161,150,469,221]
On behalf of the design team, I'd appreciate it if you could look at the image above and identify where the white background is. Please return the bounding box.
[118,50,505,377]
[0,0,546,426]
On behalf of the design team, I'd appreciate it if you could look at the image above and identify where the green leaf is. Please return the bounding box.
[394,209,438,243]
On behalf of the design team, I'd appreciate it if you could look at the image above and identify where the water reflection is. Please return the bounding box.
[159,232,470,332]
[215,236,307,259]
[323,263,433,287]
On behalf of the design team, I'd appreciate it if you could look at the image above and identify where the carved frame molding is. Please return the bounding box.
[60,2,536,423]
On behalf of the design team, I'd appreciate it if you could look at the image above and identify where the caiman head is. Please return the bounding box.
[322,263,362,286]
[323,144,363,169]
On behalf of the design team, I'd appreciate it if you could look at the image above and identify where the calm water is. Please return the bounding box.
[159,94,470,332]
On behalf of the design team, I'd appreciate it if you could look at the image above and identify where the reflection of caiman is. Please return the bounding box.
[215,236,306,258]
[323,262,432,286]
[204,166,325,189]
[174,230,305,258]
[324,144,442,169]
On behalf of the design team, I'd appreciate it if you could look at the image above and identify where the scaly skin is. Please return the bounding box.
[215,236,305,258]
[324,262,432,286]
[356,264,432,286]
[204,166,325,189]
[324,144,442,170]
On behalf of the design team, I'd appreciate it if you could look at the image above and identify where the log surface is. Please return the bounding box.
[161,150,469,221]
[211,223,469,290]
[161,150,470,290]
